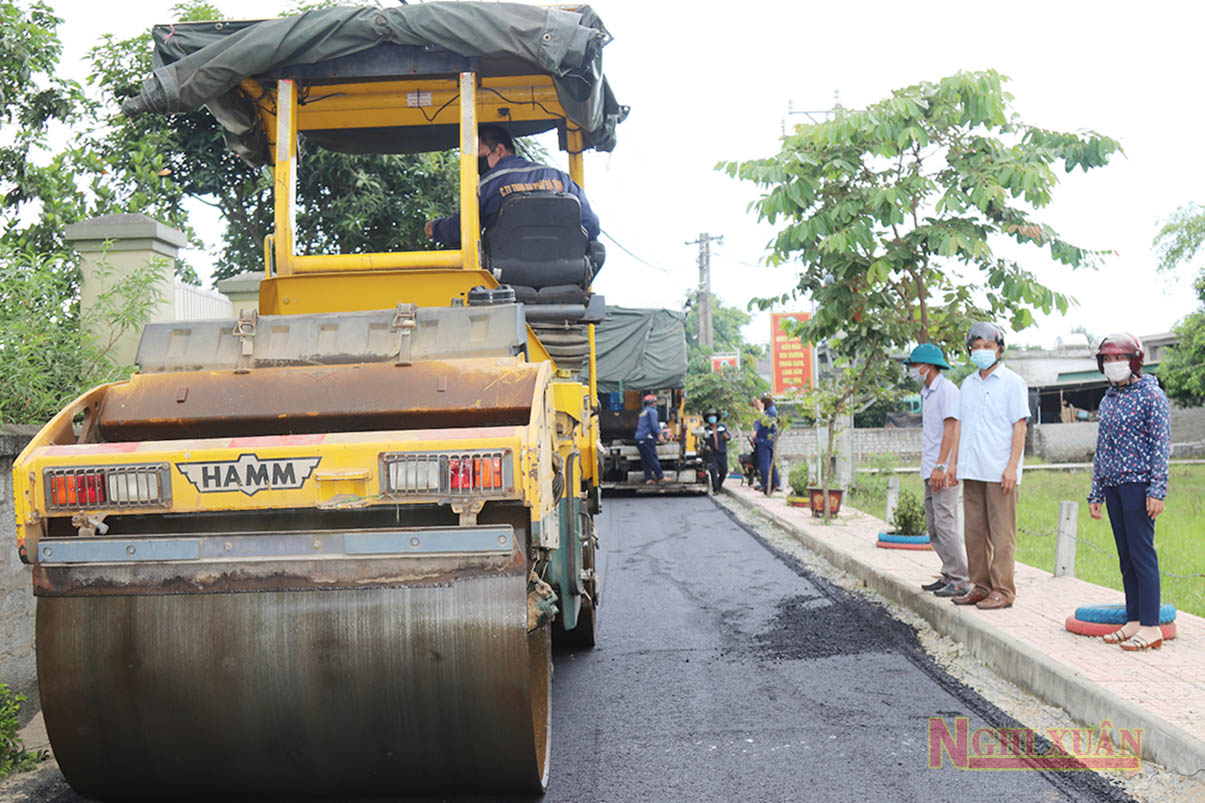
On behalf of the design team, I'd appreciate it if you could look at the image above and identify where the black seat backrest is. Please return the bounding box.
[483,192,590,290]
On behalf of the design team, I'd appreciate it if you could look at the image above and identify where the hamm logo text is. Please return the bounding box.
[176,454,321,496]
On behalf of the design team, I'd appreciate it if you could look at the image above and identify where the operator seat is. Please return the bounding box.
[482,192,605,305]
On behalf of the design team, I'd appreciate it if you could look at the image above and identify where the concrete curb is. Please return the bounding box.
[721,489,1205,777]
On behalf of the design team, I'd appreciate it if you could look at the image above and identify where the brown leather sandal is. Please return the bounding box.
[1102,628,1133,645]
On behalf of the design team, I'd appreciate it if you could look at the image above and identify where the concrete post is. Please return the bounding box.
[1055,501,1078,578]
[0,426,38,706]
[838,412,854,490]
[216,270,264,318]
[885,476,900,525]
[64,213,187,368]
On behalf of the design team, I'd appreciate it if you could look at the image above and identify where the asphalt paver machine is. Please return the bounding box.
[10,3,625,798]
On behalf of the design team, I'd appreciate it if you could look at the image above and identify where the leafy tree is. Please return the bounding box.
[682,292,768,431]
[0,682,38,778]
[0,1,86,253]
[795,337,898,521]
[720,70,1120,359]
[1154,203,1205,277]
[0,244,165,425]
[1152,205,1205,406]
[89,0,461,283]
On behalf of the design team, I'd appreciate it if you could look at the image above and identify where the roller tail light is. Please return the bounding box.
[45,464,171,510]
[381,451,511,497]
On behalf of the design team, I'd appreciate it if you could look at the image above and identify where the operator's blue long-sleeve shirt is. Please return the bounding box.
[430,155,600,248]
[634,406,660,441]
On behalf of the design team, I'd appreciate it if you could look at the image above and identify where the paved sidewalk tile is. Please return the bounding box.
[725,484,1205,774]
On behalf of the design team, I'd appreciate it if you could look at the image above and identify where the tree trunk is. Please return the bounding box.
[822,414,837,523]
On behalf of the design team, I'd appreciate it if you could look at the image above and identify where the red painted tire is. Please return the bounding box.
[1063,615,1177,640]
[875,540,933,551]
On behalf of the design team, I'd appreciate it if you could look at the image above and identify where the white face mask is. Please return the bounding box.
[1103,361,1132,384]
[909,366,926,384]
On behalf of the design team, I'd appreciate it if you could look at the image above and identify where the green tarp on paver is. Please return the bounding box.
[595,307,687,393]
[122,2,626,166]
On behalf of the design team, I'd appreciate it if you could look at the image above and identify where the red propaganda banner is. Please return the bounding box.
[771,312,814,396]
[710,353,740,371]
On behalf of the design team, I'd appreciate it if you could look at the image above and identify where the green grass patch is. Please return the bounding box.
[847,464,1205,619]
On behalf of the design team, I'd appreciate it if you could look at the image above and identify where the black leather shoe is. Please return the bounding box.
[921,579,946,592]
[933,583,968,598]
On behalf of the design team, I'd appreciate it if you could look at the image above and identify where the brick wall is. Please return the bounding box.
[1030,404,1205,462]
[1171,405,1205,444]
[0,428,36,702]
[761,407,1205,467]
[1032,422,1098,463]
[775,426,924,463]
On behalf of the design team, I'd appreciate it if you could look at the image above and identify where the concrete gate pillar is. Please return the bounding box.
[64,213,186,368]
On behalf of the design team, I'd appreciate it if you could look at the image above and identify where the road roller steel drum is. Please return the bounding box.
[35,528,549,799]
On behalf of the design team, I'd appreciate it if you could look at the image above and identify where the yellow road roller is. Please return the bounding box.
[11,3,624,797]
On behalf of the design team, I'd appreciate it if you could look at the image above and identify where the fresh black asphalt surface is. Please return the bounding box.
[28,495,1132,802]
[535,495,1131,803]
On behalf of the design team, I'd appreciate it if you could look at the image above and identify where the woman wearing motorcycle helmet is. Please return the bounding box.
[1088,333,1171,651]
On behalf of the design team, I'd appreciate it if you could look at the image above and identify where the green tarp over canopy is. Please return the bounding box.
[122,2,626,166]
[595,307,687,393]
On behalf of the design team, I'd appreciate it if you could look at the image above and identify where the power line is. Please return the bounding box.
[600,228,673,275]
[711,248,767,271]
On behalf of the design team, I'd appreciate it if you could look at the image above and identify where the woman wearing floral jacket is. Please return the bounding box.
[1088,333,1171,652]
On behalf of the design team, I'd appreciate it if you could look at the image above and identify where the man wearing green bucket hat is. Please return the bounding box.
[905,343,971,598]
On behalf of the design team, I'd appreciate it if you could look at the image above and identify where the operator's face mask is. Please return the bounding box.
[708,416,717,424]
[478,144,501,175]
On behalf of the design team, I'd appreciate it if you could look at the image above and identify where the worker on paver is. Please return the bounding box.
[1088,333,1171,651]
[904,344,972,598]
[635,393,666,484]
[702,409,731,491]
[752,395,781,494]
[950,322,1030,611]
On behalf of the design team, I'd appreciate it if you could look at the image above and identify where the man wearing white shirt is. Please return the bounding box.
[905,343,970,598]
[950,322,1030,610]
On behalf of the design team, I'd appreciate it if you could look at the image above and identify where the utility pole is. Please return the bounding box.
[685,232,722,349]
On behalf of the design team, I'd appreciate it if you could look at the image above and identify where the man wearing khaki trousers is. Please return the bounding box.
[950,322,1030,611]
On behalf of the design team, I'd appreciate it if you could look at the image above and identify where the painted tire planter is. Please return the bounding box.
[877,533,931,545]
[1074,603,1176,625]
[1064,615,1177,640]
[786,495,810,508]
[807,488,844,518]
[875,540,933,551]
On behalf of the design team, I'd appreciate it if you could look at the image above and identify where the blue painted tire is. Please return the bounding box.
[877,532,931,545]
[1074,603,1176,625]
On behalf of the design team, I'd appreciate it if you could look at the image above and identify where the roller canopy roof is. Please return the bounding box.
[122,2,626,166]
[595,307,688,393]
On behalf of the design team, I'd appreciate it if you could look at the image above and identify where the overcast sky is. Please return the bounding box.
[56,0,1204,349]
